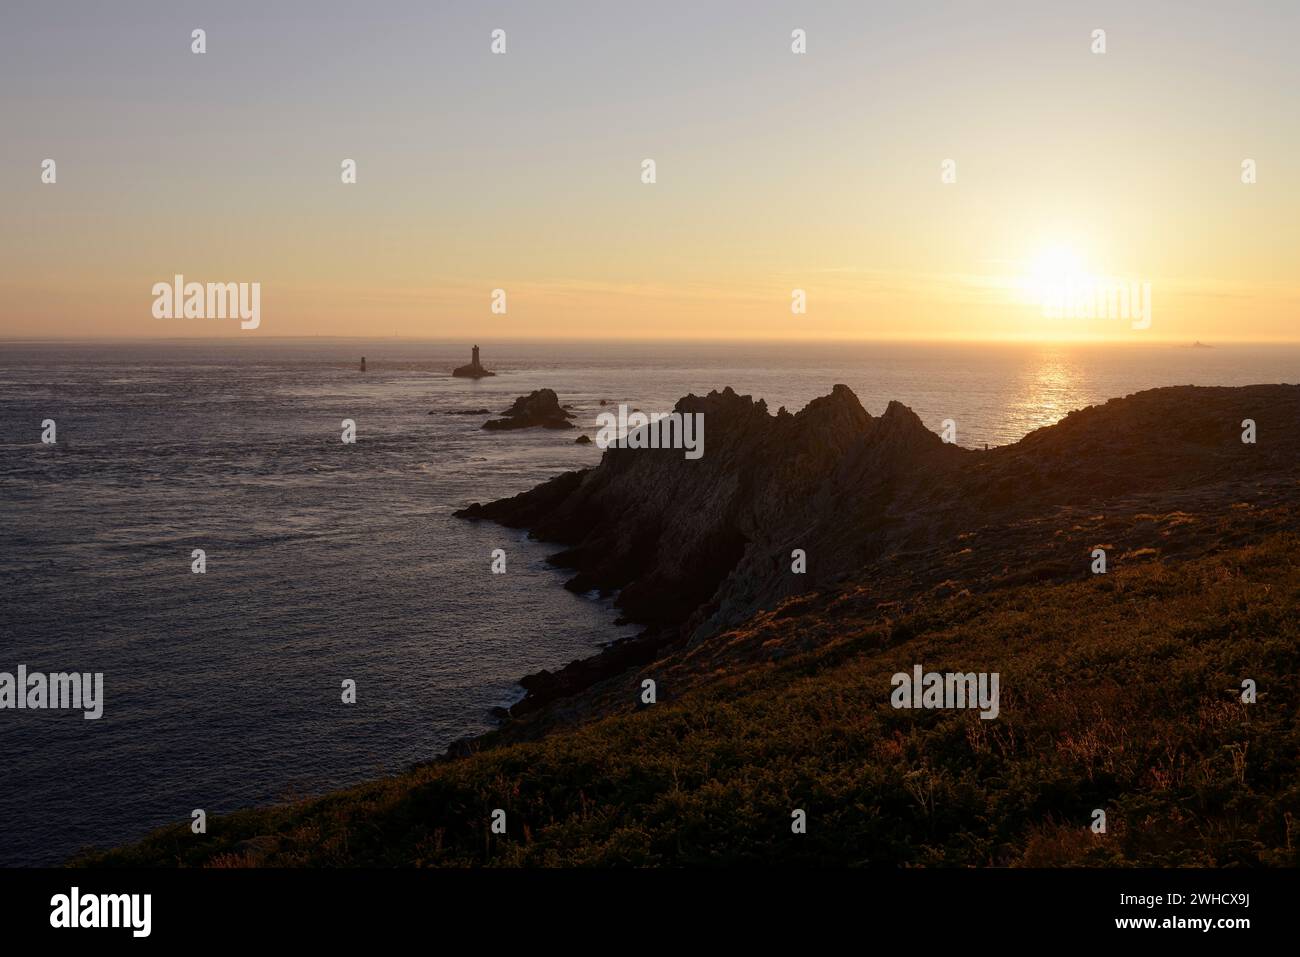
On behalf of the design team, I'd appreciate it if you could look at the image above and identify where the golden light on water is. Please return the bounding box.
[1011,348,1083,435]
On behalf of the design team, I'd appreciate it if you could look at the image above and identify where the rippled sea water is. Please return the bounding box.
[1,338,1295,864]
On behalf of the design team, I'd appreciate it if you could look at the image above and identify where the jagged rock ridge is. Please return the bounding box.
[456,382,1300,713]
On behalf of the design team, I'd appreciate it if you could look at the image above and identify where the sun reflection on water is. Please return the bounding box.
[1010,349,1083,437]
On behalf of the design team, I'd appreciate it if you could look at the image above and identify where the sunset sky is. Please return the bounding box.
[2,0,1297,342]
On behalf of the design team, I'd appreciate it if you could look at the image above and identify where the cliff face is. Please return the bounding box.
[456,383,1300,711]
[458,384,910,631]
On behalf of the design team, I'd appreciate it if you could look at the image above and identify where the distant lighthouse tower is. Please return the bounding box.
[452,343,495,378]
[360,356,367,372]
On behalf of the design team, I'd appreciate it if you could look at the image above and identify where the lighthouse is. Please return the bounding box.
[452,344,496,378]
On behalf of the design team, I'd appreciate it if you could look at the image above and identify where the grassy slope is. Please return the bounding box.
[83,533,1300,867]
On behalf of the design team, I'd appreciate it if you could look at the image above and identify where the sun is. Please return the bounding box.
[1024,244,1086,292]
[1017,243,1090,310]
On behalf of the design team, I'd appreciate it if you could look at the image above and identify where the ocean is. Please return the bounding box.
[1,338,1296,865]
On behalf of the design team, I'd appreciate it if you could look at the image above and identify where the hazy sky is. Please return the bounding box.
[2,0,1297,341]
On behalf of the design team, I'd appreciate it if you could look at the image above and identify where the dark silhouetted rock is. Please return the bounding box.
[482,389,576,431]
[457,383,1300,716]
[575,434,593,444]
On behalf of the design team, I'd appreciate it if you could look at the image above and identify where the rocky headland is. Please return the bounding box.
[457,382,1300,715]
[86,381,1300,868]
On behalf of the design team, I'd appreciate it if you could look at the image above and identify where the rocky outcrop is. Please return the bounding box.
[482,389,576,431]
[457,383,1300,715]
[459,385,948,633]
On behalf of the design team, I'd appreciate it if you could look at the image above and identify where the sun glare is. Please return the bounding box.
[1021,244,1088,304]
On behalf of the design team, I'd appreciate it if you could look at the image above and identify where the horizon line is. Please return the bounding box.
[3,335,1298,347]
